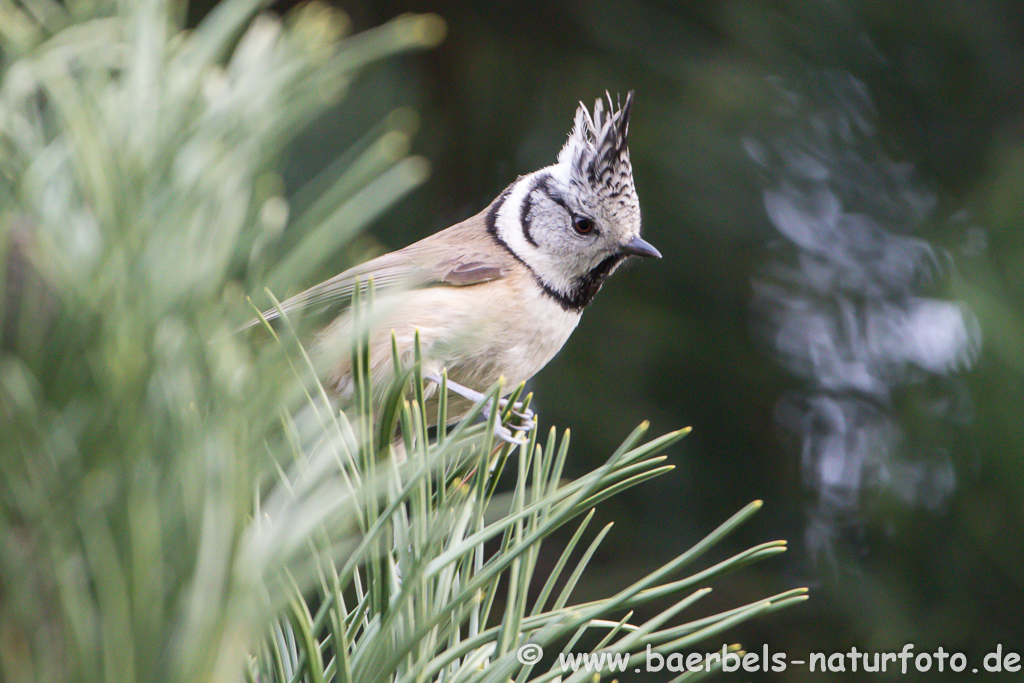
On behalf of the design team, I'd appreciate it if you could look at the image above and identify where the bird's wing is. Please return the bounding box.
[246,208,512,327]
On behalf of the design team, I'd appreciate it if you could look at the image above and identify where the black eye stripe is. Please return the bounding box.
[525,175,599,240]
[520,174,551,248]
[541,176,569,210]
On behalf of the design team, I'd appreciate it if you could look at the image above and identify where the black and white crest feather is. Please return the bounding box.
[557,91,637,215]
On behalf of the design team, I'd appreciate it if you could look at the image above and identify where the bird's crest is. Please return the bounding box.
[557,91,638,217]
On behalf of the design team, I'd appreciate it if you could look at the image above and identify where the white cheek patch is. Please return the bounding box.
[496,167,547,257]
[495,166,577,295]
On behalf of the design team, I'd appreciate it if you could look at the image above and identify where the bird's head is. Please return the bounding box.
[491,91,660,311]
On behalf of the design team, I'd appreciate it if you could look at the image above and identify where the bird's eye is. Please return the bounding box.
[573,216,595,235]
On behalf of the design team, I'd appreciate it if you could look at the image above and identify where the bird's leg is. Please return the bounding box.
[424,374,536,445]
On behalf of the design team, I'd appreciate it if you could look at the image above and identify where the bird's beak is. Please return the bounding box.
[619,235,662,259]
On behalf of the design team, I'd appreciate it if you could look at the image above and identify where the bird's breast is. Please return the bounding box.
[393,275,582,391]
[316,272,583,413]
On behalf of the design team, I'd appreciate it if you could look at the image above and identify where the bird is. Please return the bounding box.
[252,91,660,444]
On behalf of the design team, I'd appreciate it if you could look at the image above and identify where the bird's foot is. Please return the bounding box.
[482,395,535,446]
[425,373,536,446]
[492,422,528,446]
[497,396,536,433]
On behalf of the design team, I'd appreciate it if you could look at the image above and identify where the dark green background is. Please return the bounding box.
[223,1,1024,679]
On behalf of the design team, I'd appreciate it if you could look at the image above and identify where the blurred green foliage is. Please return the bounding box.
[0,1,444,680]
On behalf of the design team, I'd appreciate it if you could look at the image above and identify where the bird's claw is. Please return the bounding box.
[493,422,529,446]
[499,398,536,429]
[489,397,535,446]
[510,414,535,432]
